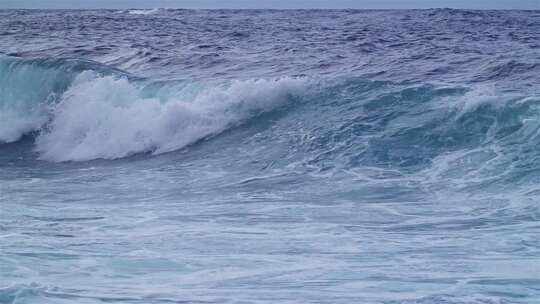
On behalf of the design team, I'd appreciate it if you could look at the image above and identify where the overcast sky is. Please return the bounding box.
[0,0,538,9]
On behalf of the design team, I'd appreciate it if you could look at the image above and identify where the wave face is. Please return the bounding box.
[0,56,128,143]
[0,56,73,142]
[1,9,539,304]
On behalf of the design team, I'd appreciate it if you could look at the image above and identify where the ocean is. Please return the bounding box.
[0,8,539,304]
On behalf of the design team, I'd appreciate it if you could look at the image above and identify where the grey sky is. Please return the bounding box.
[0,0,538,9]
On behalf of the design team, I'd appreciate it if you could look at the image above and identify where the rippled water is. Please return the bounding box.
[1,9,539,304]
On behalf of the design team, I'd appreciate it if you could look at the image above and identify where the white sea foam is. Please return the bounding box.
[36,72,308,162]
[127,9,161,15]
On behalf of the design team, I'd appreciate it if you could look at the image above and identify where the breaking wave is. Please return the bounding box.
[0,56,309,161]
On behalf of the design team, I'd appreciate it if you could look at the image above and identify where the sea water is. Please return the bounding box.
[0,9,539,303]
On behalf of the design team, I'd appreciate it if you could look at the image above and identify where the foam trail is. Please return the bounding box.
[36,72,308,161]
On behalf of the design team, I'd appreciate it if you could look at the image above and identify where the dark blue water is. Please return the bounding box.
[1,9,539,304]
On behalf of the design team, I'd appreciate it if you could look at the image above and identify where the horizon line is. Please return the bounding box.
[0,7,537,10]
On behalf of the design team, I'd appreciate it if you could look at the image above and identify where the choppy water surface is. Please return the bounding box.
[1,9,539,304]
